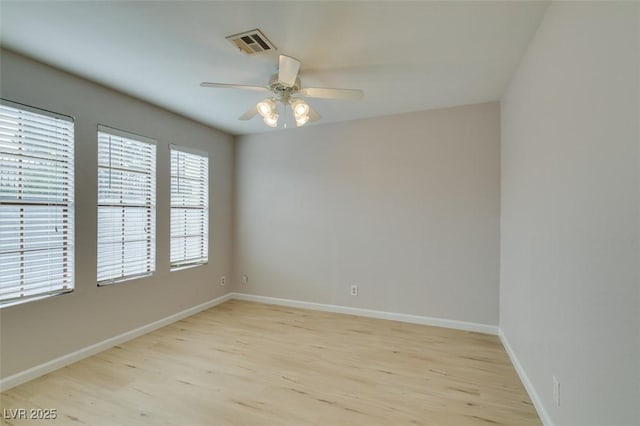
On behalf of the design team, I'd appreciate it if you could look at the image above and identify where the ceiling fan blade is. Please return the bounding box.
[307,106,321,122]
[238,106,258,121]
[278,55,301,87]
[200,82,269,92]
[300,87,364,100]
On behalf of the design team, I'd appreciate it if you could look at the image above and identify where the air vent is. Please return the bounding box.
[226,29,276,55]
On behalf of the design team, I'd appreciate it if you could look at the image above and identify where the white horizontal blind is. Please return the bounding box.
[97,126,156,284]
[170,147,208,269]
[0,101,74,306]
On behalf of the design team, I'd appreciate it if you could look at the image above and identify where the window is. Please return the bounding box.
[97,125,156,284]
[0,100,74,306]
[170,146,208,269]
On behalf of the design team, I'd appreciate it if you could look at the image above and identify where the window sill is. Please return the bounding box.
[0,288,74,309]
[98,272,153,287]
[170,262,207,272]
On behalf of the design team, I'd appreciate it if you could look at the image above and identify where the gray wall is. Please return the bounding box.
[234,102,501,326]
[500,2,640,425]
[0,50,235,378]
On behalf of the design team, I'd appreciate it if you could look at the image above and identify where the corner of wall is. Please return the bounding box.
[229,134,240,292]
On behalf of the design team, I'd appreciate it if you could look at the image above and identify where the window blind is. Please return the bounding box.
[170,146,208,269]
[0,101,75,306]
[97,126,156,284]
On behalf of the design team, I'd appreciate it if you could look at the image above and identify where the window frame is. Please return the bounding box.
[170,145,209,271]
[0,98,75,308]
[96,124,157,286]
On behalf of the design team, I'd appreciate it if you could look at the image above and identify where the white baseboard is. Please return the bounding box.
[499,330,553,426]
[230,292,499,335]
[0,293,233,392]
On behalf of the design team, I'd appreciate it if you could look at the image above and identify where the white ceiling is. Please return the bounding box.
[0,1,548,136]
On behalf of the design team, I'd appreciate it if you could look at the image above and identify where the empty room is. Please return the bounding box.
[0,1,638,425]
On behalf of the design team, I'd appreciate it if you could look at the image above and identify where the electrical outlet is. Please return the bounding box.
[220,276,226,286]
[350,285,358,296]
[552,375,560,407]
[241,274,248,285]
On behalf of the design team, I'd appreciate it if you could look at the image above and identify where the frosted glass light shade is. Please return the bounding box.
[263,112,279,127]
[291,99,309,118]
[257,99,275,117]
[295,115,309,127]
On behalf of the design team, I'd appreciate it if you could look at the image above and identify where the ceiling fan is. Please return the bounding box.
[200,55,364,128]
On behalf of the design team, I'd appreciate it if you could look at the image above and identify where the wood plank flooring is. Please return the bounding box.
[1,300,540,425]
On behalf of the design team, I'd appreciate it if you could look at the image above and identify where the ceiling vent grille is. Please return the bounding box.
[226,29,276,55]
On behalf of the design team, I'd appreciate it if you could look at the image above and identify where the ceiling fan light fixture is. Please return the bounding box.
[257,98,275,117]
[291,99,309,118]
[201,55,363,129]
[263,112,279,128]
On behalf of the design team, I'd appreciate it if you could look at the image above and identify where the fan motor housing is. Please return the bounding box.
[269,74,300,98]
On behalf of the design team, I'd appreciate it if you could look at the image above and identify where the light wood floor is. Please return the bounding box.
[1,300,540,425]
